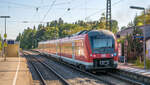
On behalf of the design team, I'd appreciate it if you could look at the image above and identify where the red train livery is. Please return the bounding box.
[37,30,118,70]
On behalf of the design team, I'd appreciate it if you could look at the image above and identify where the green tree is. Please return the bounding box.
[20,28,34,49]
[134,7,150,26]
[99,13,106,30]
[16,17,119,49]
[111,20,119,34]
[0,34,2,41]
[0,34,2,51]
[16,33,22,41]
[120,26,127,30]
[126,27,143,62]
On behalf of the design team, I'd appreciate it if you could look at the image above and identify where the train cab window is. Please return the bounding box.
[93,39,113,49]
[90,37,115,54]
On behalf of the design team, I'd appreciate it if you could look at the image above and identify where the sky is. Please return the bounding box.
[0,0,150,39]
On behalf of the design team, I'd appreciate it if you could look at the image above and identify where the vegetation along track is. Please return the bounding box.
[26,51,145,85]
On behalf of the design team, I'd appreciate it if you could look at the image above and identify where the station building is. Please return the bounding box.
[0,40,20,57]
[117,24,150,59]
[6,40,20,57]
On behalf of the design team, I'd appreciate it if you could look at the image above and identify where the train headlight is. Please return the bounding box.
[90,54,92,56]
[113,53,117,56]
[90,54,96,57]
[93,54,96,57]
[111,54,114,57]
[111,53,117,57]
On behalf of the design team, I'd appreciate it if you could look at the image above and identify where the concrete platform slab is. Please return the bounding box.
[0,57,32,85]
[118,63,150,78]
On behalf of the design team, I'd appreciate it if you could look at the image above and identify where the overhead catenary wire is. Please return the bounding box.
[85,0,87,21]
[58,0,72,19]
[57,0,84,21]
[41,0,74,23]
[41,0,57,23]
[3,0,125,28]
[29,7,40,28]
[0,1,37,8]
[0,0,71,9]
[9,0,75,29]
[42,1,71,7]
[85,0,125,20]
[112,0,125,5]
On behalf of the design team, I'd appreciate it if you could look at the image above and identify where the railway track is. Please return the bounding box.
[26,57,47,85]
[53,57,143,85]
[25,51,146,85]
[24,51,110,85]
[64,60,144,85]
[25,53,70,85]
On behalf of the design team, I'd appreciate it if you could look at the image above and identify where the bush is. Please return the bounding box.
[135,57,150,69]
[146,59,150,69]
[135,57,144,68]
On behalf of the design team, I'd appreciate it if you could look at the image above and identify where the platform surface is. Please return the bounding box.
[0,57,32,85]
[118,63,150,77]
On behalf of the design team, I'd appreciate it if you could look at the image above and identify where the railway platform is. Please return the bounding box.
[118,63,150,77]
[0,55,32,85]
[118,63,150,84]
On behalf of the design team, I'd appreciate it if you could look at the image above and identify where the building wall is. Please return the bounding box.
[146,39,150,59]
[5,44,19,57]
[118,25,150,59]
[140,25,150,39]
[118,25,150,40]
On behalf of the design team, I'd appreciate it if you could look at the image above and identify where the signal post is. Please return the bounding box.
[0,16,10,61]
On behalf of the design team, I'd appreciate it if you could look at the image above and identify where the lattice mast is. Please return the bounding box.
[106,0,112,31]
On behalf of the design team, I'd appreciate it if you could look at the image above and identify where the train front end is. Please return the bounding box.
[86,30,118,70]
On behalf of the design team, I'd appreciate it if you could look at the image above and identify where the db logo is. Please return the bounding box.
[101,54,106,58]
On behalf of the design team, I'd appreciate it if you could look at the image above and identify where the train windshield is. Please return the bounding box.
[90,37,115,53]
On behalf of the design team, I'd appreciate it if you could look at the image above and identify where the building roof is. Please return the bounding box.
[117,24,150,40]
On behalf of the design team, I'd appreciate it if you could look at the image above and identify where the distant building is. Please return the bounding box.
[5,39,20,57]
[117,24,150,59]
[7,40,15,44]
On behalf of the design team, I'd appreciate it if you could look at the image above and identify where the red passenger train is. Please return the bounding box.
[37,30,118,70]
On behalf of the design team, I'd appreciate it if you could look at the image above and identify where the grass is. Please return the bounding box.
[134,57,150,69]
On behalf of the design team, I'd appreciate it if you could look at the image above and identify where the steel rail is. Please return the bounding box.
[40,53,145,85]
[26,51,113,85]
[26,56,47,85]
[58,60,116,85]
[61,58,144,85]
[36,53,116,85]
[30,56,70,85]
[30,50,145,85]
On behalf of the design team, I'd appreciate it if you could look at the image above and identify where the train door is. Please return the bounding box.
[72,41,75,60]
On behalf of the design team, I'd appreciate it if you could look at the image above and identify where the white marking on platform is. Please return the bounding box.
[136,70,146,73]
[131,69,142,72]
[119,64,150,78]
[12,56,20,85]
[141,72,150,75]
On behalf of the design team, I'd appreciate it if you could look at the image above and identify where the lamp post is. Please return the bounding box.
[0,16,10,61]
[130,6,146,69]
